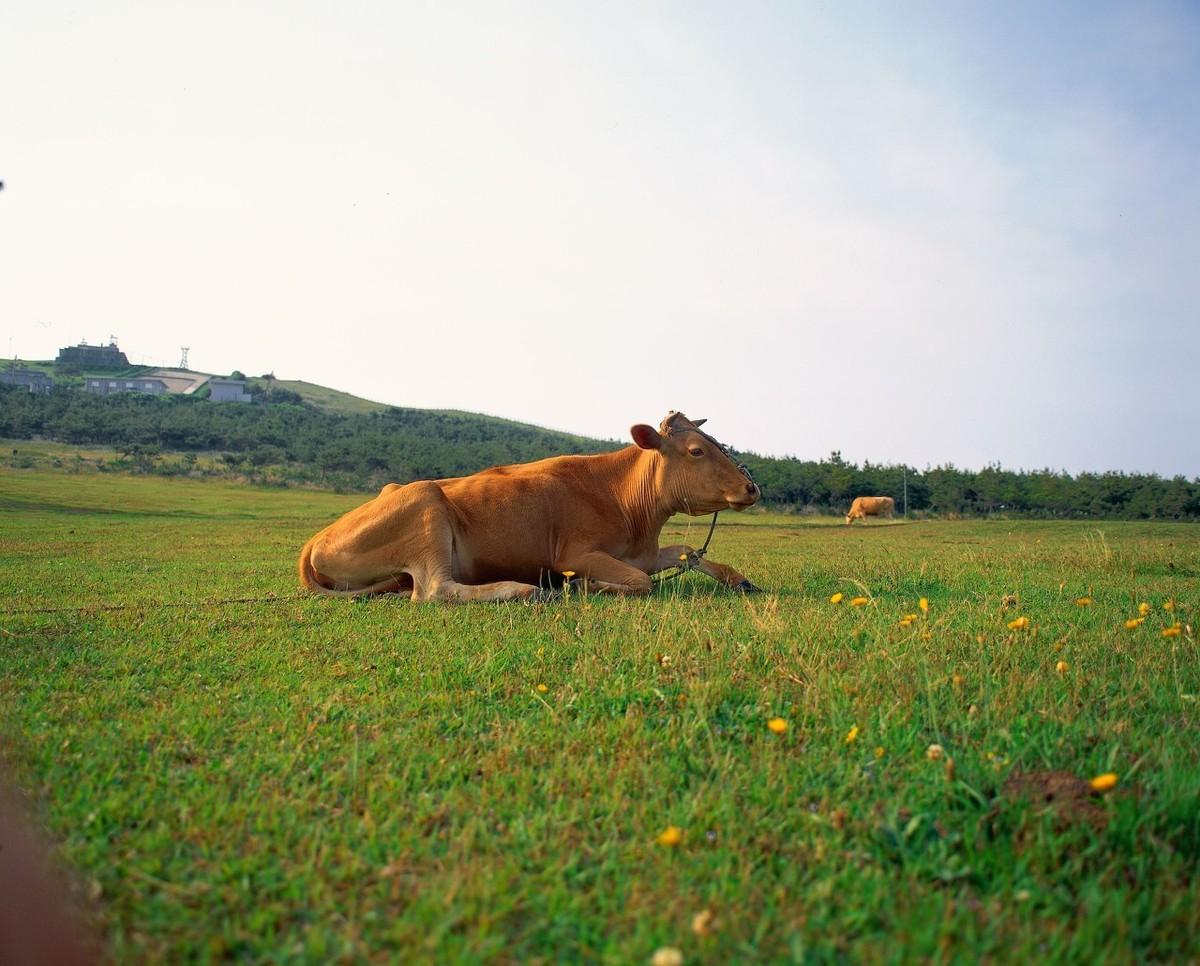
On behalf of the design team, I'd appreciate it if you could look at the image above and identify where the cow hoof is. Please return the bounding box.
[737,580,763,594]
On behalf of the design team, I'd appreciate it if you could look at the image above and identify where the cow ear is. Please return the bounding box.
[630,424,662,450]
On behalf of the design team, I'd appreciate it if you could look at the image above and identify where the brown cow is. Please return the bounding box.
[845,495,896,525]
[298,412,761,600]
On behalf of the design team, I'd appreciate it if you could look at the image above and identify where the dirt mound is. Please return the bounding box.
[1002,770,1109,830]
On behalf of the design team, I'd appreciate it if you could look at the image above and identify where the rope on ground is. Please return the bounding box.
[0,593,309,617]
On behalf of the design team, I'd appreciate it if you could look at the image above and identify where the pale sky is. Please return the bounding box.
[2,2,1198,477]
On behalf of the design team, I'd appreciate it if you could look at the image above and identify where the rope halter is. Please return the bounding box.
[651,412,759,584]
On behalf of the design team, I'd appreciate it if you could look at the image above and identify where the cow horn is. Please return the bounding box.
[660,411,704,435]
[693,418,707,427]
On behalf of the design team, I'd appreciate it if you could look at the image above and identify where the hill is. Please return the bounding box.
[2,365,1199,518]
[249,377,389,415]
[10,357,154,381]
[0,375,620,490]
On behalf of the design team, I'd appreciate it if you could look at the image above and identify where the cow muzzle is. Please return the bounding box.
[727,480,760,510]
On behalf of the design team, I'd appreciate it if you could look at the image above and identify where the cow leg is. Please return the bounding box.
[654,545,760,592]
[408,511,541,603]
[310,482,540,603]
[419,579,542,603]
[555,551,653,595]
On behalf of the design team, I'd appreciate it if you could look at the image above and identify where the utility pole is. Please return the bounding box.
[903,466,908,519]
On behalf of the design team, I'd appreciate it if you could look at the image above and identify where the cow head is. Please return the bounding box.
[630,411,760,514]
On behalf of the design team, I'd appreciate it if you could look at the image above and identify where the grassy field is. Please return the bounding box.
[2,437,231,475]
[265,379,390,415]
[1,468,1198,963]
[10,358,155,380]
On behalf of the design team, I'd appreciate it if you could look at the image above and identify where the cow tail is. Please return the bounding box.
[298,536,407,597]
[298,536,324,592]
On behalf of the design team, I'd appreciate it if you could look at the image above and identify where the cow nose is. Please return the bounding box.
[746,482,758,496]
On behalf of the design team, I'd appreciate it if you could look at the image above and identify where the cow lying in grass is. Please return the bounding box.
[298,411,760,601]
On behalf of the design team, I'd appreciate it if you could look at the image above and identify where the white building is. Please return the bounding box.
[0,368,54,393]
[209,379,253,403]
[85,377,168,395]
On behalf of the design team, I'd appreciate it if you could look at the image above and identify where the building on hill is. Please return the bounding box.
[0,368,54,393]
[209,378,253,403]
[57,339,130,369]
[84,376,167,396]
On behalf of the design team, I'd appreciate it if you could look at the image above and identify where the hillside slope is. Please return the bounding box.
[3,366,1198,518]
[0,379,620,489]
[253,378,389,415]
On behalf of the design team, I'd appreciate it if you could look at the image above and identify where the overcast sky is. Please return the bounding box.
[2,2,1198,477]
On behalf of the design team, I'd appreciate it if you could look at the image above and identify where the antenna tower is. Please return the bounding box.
[179,347,190,369]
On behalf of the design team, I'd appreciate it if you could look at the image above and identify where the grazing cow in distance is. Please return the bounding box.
[298,411,761,600]
[845,495,896,525]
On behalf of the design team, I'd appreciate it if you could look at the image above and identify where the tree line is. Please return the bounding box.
[739,451,1200,520]
[2,384,1198,519]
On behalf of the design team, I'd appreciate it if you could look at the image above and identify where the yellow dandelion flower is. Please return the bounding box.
[830,592,844,604]
[767,717,788,735]
[919,597,929,613]
[845,724,859,744]
[1164,600,1175,612]
[656,825,683,847]
[1055,660,1069,673]
[1163,625,1181,638]
[1075,596,1093,606]
[926,743,945,761]
[1138,602,1151,616]
[874,746,885,759]
[898,617,914,628]
[1124,618,1144,630]
[691,908,717,937]
[850,596,869,607]
[1007,616,1029,630]
[952,673,965,687]
[1090,772,1118,793]
[536,683,549,693]
[562,570,576,579]
[651,948,684,966]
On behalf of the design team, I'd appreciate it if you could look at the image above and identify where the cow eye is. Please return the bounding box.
[689,447,704,457]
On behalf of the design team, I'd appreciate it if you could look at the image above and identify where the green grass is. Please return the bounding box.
[1,468,1198,962]
[1,438,233,479]
[264,379,391,415]
[11,357,154,380]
